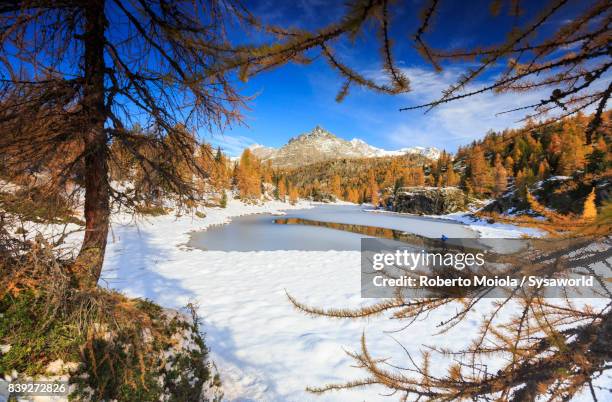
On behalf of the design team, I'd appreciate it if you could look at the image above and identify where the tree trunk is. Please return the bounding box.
[74,0,109,288]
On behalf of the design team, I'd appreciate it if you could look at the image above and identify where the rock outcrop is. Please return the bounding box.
[388,187,467,215]
[483,175,610,215]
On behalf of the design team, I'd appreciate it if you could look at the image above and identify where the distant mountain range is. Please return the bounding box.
[248,126,441,168]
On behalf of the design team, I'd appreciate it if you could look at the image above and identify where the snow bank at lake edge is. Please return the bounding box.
[361,205,545,239]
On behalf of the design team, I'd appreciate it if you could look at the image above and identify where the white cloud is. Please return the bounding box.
[205,134,257,157]
[387,66,551,150]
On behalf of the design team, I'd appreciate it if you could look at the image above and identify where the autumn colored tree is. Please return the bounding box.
[345,188,360,204]
[536,159,549,179]
[0,0,426,287]
[557,120,587,175]
[367,171,380,206]
[504,155,515,173]
[582,188,597,220]
[212,146,232,191]
[277,178,287,202]
[492,154,508,196]
[443,161,459,187]
[0,0,255,287]
[468,146,493,196]
[164,125,198,185]
[370,185,380,207]
[431,151,451,187]
[195,143,214,190]
[236,149,261,199]
[288,186,299,205]
[404,167,425,187]
[262,160,273,184]
[455,111,610,194]
[330,175,342,200]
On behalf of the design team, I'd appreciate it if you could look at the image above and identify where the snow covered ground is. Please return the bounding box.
[436,211,545,238]
[363,207,545,239]
[3,194,603,401]
[99,198,569,401]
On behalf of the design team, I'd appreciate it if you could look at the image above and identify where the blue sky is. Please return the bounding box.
[205,0,599,156]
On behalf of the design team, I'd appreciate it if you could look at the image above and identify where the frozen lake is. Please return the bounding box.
[188,204,478,251]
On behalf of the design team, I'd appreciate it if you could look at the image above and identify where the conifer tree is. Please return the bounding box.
[515,167,536,201]
[444,161,459,187]
[0,0,412,287]
[345,188,360,204]
[330,175,342,200]
[557,119,585,175]
[262,160,273,184]
[537,159,550,179]
[370,180,380,207]
[548,133,563,155]
[215,146,223,163]
[468,145,493,196]
[404,167,425,187]
[277,178,287,202]
[493,154,508,195]
[586,137,609,174]
[504,155,515,173]
[367,171,379,206]
[236,149,261,199]
[288,186,299,205]
[0,0,252,287]
[195,142,214,192]
[582,188,597,220]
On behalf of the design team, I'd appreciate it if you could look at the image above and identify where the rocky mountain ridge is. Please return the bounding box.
[248,126,440,168]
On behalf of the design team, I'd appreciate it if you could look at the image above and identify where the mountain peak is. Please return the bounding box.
[311,125,328,135]
[249,126,441,168]
[289,126,335,143]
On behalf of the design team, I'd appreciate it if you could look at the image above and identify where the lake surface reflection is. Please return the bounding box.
[188,205,478,252]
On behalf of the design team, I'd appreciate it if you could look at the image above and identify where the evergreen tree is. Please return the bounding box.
[586,137,609,174]
[219,191,228,208]
[558,120,586,175]
[215,146,223,163]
